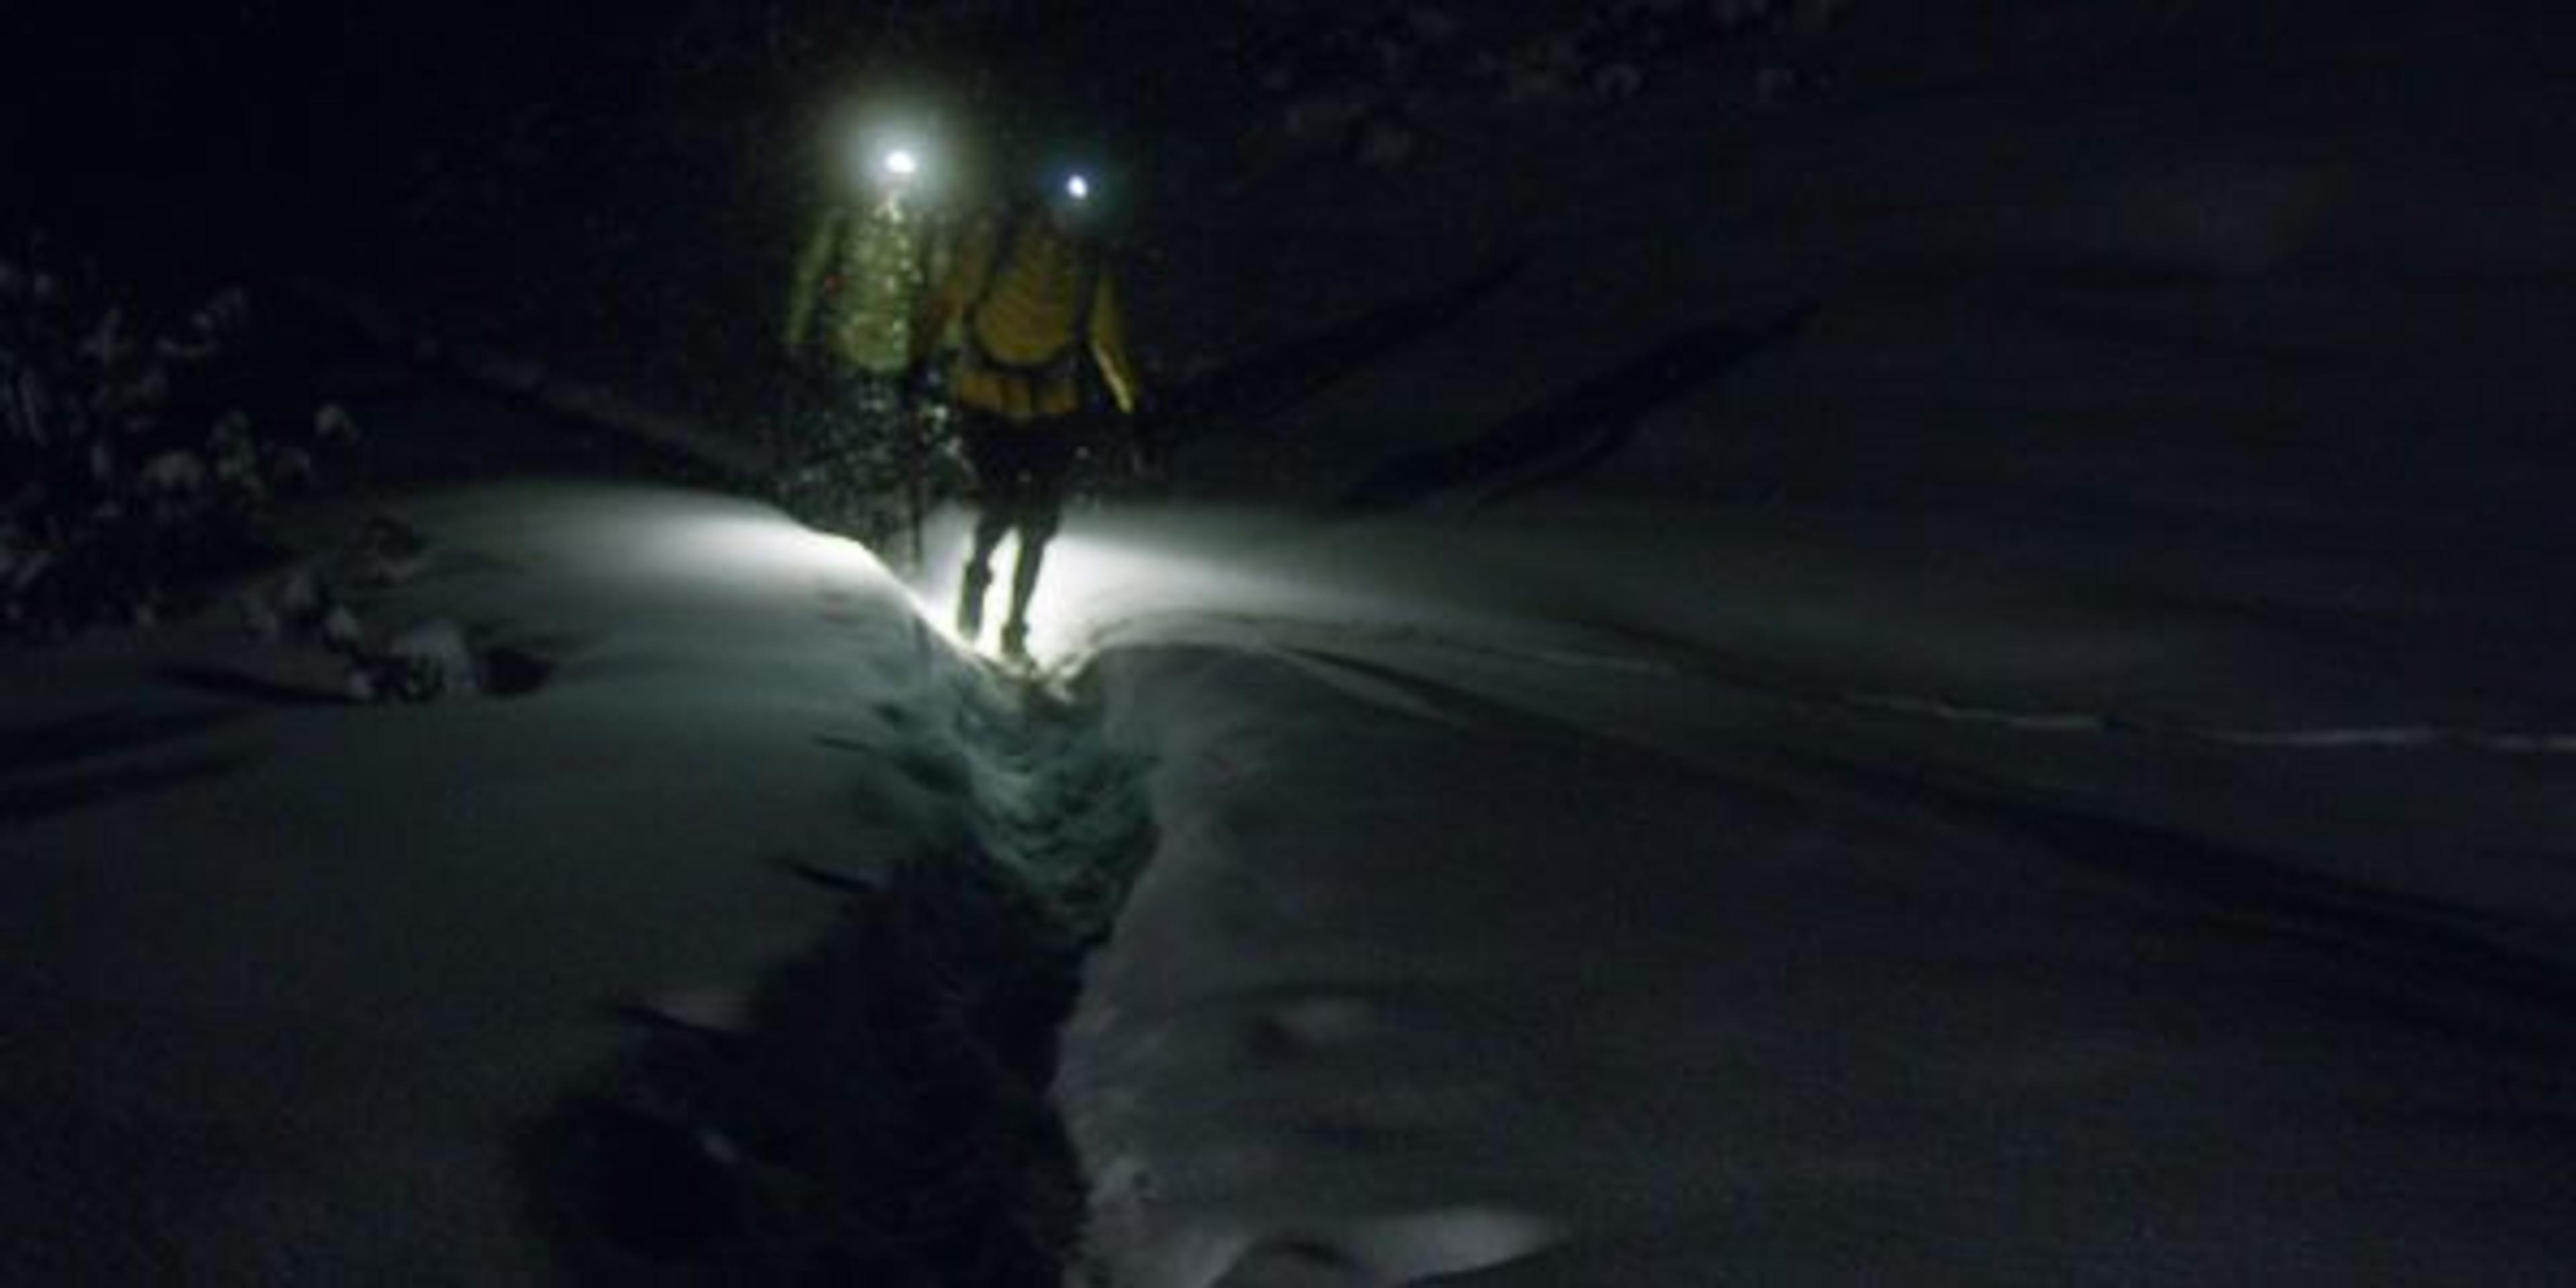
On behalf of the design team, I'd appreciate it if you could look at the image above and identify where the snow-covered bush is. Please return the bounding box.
[235,515,549,704]
[1,240,355,635]
[1235,0,1860,159]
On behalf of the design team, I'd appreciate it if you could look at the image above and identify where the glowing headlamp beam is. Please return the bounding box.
[1065,174,1091,201]
[883,148,920,178]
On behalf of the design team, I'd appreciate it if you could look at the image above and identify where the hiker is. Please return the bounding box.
[909,166,1146,661]
[782,136,951,568]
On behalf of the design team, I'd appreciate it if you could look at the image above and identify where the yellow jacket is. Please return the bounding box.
[914,209,1142,423]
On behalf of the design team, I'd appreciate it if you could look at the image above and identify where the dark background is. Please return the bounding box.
[0,1,1677,443]
[3,2,1177,427]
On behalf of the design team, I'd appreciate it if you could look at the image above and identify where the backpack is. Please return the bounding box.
[957,207,1104,409]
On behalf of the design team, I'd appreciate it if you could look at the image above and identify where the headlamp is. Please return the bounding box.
[851,127,930,196]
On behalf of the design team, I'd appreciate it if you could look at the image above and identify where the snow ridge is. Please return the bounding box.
[1843,690,2576,756]
[1255,617,2576,759]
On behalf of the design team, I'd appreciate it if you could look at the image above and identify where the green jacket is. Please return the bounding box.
[784,197,940,378]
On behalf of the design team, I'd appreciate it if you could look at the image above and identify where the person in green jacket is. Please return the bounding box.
[782,140,951,569]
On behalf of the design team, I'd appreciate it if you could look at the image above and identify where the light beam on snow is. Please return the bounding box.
[900,504,1367,672]
[638,503,898,596]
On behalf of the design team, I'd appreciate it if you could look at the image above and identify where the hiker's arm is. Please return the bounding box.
[1087,268,1143,417]
[908,223,986,367]
[783,213,839,356]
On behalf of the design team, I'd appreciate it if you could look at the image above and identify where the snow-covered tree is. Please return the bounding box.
[0,237,355,635]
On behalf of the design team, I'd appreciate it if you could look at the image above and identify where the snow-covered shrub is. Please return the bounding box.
[234,516,548,704]
[1350,111,1424,168]
[1283,89,1375,145]
[0,240,355,635]
[1593,58,1649,100]
[1232,0,1858,156]
[341,618,482,702]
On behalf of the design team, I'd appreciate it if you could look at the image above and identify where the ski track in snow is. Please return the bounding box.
[1845,691,2576,755]
[1138,612,2576,759]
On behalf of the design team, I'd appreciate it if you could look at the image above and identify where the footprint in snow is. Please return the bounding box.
[1215,1208,1567,1287]
[1242,994,1379,1059]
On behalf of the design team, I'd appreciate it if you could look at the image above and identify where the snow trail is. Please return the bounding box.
[520,632,1162,1284]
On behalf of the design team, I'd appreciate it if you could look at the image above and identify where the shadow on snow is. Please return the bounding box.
[517,666,1155,1285]
[0,706,250,829]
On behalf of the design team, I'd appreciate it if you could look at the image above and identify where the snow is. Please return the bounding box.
[1046,498,2575,1284]
[1037,2,2576,1280]
[9,0,2576,1282]
[0,484,989,1279]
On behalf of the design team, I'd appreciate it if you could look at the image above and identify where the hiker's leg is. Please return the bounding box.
[997,435,1077,657]
[999,511,1057,657]
[955,415,1016,639]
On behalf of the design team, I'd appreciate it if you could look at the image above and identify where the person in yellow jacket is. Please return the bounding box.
[910,170,1147,661]
[781,142,950,567]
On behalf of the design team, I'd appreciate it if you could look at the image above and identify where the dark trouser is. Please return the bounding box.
[954,409,1083,652]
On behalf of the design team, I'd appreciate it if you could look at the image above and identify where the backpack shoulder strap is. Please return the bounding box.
[965,205,1030,342]
[1070,239,1104,347]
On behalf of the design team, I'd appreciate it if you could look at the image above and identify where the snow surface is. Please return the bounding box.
[9,472,2568,1281]
[9,1,2576,1283]
[1053,504,2576,1285]
[0,484,993,1280]
[1042,2,2576,1282]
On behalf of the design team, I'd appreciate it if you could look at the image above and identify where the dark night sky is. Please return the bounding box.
[8,3,758,250]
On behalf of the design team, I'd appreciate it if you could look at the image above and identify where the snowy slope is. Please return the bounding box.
[1033,1,2576,1282]
[994,486,2571,1283]
[1063,639,2574,1285]
[0,478,996,1281]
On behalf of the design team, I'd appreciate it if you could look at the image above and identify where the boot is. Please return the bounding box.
[999,619,1030,664]
[955,563,990,641]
